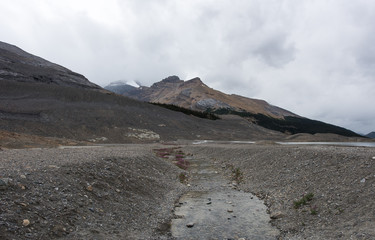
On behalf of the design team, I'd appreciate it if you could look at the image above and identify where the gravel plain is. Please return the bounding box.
[0,144,186,239]
[1,143,375,239]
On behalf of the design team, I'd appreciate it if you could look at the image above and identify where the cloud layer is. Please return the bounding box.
[1,0,374,133]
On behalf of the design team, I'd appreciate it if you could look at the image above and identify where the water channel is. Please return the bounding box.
[171,155,279,239]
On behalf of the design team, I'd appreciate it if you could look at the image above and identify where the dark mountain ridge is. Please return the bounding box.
[366,132,375,139]
[0,41,100,89]
[108,75,297,119]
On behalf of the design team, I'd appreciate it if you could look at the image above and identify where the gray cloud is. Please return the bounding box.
[0,0,374,134]
[252,33,296,67]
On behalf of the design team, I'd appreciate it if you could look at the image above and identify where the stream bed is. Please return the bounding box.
[171,154,279,239]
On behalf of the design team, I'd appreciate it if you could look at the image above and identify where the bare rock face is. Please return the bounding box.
[160,75,182,83]
[195,98,232,110]
[108,75,297,119]
[0,41,100,89]
[105,76,363,137]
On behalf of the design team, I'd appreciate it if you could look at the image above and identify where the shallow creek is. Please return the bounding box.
[171,154,279,239]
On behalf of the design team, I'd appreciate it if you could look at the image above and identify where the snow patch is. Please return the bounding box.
[107,80,140,88]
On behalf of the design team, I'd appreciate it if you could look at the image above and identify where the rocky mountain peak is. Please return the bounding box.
[150,75,183,89]
[187,77,202,83]
[161,75,181,83]
[107,75,298,119]
[183,77,205,86]
[104,75,360,137]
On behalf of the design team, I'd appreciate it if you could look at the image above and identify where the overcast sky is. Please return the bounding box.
[1,0,374,134]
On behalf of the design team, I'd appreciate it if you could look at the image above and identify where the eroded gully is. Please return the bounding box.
[171,153,279,240]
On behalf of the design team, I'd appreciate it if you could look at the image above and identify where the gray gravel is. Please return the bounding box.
[0,144,186,239]
[2,143,375,239]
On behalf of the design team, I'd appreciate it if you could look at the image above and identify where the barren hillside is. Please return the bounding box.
[110,76,296,118]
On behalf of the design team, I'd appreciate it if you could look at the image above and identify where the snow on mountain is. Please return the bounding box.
[106,80,140,88]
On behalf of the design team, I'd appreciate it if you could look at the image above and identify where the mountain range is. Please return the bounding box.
[104,76,360,137]
[105,76,296,119]
[0,41,364,147]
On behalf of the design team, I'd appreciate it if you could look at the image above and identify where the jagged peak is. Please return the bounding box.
[157,76,203,86]
[187,77,202,82]
[161,75,181,83]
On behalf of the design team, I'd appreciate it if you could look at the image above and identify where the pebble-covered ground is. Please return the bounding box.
[0,144,186,239]
[1,143,375,239]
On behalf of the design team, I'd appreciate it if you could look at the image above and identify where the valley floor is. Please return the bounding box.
[1,143,374,239]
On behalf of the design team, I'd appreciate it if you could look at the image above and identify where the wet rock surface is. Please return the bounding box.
[171,154,279,239]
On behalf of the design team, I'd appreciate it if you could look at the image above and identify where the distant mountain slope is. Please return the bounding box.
[1,79,288,143]
[109,75,296,119]
[104,81,141,96]
[0,41,100,89]
[366,132,375,139]
[107,76,360,137]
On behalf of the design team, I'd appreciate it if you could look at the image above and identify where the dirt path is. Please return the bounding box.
[171,153,279,239]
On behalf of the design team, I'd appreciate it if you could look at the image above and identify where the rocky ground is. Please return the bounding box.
[185,143,375,239]
[0,144,186,239]
[1,142,374,239]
